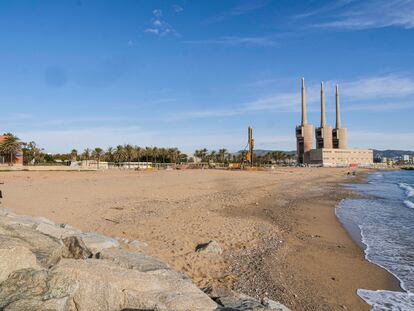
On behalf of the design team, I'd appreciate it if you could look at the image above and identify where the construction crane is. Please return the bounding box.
[244,126,254,166]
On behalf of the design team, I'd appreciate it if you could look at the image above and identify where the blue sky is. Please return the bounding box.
[1,0,414,153]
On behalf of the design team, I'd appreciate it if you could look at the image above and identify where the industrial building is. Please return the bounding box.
[296,78,373,167]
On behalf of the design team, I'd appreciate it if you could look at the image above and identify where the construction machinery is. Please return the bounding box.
[243,126,254,166]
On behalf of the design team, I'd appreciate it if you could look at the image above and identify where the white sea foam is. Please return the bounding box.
[404,200,414,209]
[337,171,414,310]
[358,289,414,311]
[399,183,414,198]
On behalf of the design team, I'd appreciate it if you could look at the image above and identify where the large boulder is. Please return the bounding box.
[0,259,217,311]
[0,224,64,268]
[0,247,41,283]
[79,232,119,254]
[97,248,169,272]
[0,210,218,310]
[62,236,92,259]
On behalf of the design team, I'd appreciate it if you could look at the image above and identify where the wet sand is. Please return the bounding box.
[0,168,399,310]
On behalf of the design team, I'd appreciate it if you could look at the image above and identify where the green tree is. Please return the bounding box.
[22,141,44,165]
[82,148,92,165]
[113,145,126,163]
[70,149,78,161]
[218,148,228,163]
[92,147,104,169]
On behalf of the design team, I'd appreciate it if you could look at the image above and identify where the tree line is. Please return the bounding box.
[0,133,294,166]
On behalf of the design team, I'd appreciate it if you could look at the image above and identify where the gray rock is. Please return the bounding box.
[0,246,41,283]
[50,259,217,311]
[4,297,70,311]
[36,223,81,240]
[262,298,291,311]
[216,295,263,310]
[0,224,64,268]
[62,236,92,259]
[98,248,169,272]
[0,269,49,310]
[0,211,218,310]
[79,232,119,254]
[196,240,223,254]
[203,286,235,300]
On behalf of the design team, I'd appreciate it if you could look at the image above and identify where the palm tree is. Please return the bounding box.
[82,148,92,166]
[0,134,22,165]
[153,147,158,166]
[113,145,127,164]
[92,147,104,169]
[145,147,152,164]
[124,144,136,168]
[218,148,228,163]
[135,146,142,162]
[105,147,114,162]
[70,149,78,161]
[209,150,217,163]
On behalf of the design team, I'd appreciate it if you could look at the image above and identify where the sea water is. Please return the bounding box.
[336,170,414,310]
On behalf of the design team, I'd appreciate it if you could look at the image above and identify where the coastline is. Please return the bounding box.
[227,169,401,310]
[0,168,401,310]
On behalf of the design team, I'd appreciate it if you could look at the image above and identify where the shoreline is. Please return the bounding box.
[229,169,401,310]
[0,168,401,310]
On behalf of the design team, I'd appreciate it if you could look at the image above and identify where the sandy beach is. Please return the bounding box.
[0,168,399,310]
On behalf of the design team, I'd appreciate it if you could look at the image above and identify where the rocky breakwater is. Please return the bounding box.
[0,208,291,311]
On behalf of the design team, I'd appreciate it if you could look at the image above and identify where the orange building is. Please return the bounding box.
[0,135,23,166]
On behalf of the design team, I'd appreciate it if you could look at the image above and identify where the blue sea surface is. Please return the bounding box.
[336,170,414,311]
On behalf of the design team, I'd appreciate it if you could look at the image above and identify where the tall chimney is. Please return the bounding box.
[301,78,307,126]
[320,81,326,127]
[336,84,341,128]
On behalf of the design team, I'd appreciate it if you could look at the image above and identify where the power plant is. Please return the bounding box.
[296,78,373,167]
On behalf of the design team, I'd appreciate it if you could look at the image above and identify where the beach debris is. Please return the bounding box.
[62,236,92,259]
[195,240,223,254]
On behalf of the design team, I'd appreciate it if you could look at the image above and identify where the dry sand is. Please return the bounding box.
[0,168,399,310]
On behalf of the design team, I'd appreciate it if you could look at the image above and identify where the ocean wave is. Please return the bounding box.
[399,183,414,198]
[358,289,414,311]
[404,200,414,209]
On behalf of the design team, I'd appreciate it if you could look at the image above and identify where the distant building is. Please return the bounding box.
[295,78,373,167]
[295,78,314,164]
[403,155,410,162]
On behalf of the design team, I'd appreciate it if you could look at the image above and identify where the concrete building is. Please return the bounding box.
[295,78,314,164]
[332,85,348,149]
[296,78,373,167]
[315,81,333,149]
[308,148,373,167]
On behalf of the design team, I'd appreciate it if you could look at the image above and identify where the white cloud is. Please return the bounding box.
[311,0,414,30]
[340,74,414,99]
[183,36,277,46]
[349,130,414,150]
[172,4,183,13]
[167,74,414,121]
[145,9,180,37]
